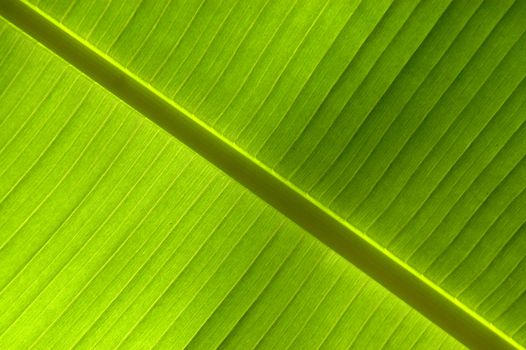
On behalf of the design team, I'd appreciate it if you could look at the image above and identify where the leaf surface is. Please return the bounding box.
[1,0,525,348]
[0,18,462,349]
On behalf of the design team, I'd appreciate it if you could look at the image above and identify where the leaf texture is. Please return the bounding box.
[19,0,526,345]
[0,19,461,349]
[1,0,525,348]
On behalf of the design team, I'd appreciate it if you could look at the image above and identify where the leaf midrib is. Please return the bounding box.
[0,0,520,348]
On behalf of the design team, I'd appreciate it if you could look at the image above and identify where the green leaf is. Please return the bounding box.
[0,0,524,348]
[0,18,458,350]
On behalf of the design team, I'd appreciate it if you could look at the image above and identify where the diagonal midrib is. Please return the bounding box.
[0,1,521,349]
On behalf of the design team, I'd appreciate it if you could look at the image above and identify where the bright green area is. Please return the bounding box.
[0,21,461,349]
[23,0,526,346]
